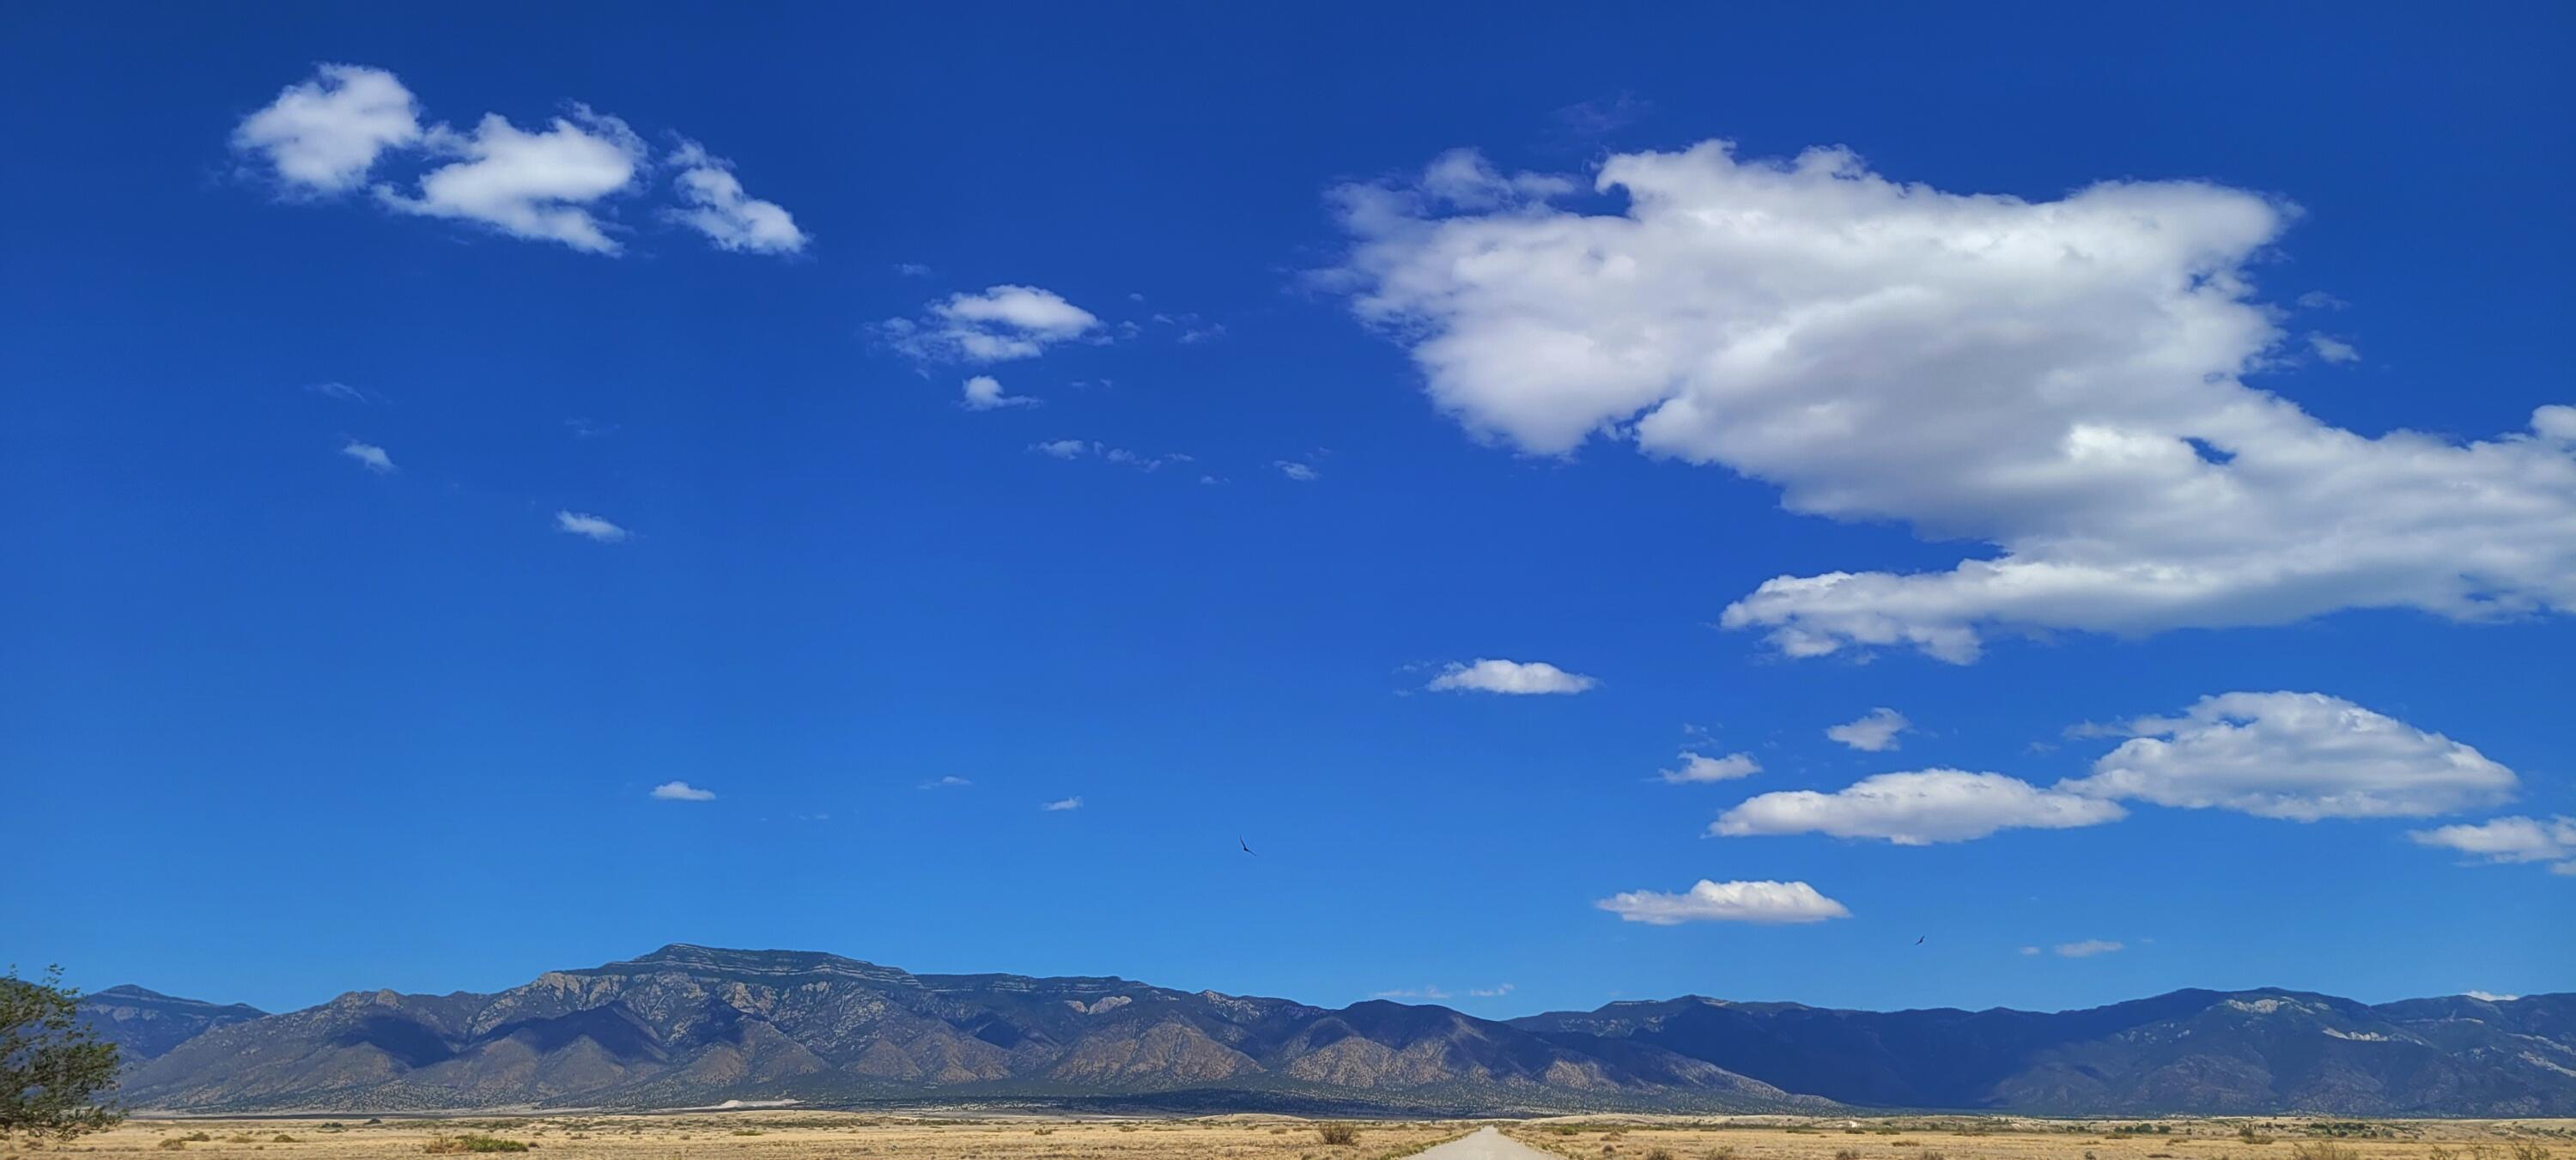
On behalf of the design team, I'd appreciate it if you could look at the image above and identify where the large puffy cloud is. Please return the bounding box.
[1332,143,2576,663]
[2061,691,2518,821]
[1713,769,2124,845]
[1595,878,1851,925]
[234,64,803,257]
[380,109,645,253]
[2409,816,2575,872]
[884,285,1101,362]
[233,64,422,192]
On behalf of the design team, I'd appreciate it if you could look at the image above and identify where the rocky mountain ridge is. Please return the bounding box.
[90,945,2575,1116]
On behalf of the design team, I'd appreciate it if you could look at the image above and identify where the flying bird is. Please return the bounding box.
[1916,936,1926,945]
[1240,837,1257,856]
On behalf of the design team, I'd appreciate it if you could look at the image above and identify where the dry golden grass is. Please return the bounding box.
[19,1114,2568,1160]
[1498,1118,2573,1160]
[24,1112,1467,1159]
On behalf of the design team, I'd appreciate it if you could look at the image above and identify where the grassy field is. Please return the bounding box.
[17,1114,2570,1160]
[1498,1117,2574,1160]
[15,1113,1468,1159]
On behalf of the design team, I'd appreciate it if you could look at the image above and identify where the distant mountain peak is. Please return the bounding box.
[588,944,922,988]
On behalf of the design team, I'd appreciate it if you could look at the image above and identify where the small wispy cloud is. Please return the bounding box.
[650,780,715,801]
[1041,796,1084,811]
[1658,750,1760,784]
[1370,986,1453,1000]
[1596,879,1853,926]
[340,440,396,474]
[882,284,1101,363]
[1552,91,1652,138]
[666,139,808,255]
[1426,659,1596,695]
[1025,440,1190,471]
[1468,984,1515,998]
[1274,460,1319,482]
[962,374,1040,410]
[917,775,973,790]
[2466,990,2521,1003]
[2054,939,2125,958]
[307,381,375,403]
[2307,333,2360,364]
[556,510,630,543]
[1826,707,1910,752]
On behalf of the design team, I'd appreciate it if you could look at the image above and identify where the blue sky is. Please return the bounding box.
[3,3,2570,1019]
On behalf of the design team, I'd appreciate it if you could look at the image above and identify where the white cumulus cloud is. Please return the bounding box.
[887,285,1100,362]
[1826,708,1911,752]
[667,140,808,255]
[1042,796,1084,811]
[2061,691,2518,821]
[649,780,714,801]
[2409,815,2575,867]
[1714,769,2125,845]
[1425,659,1597,695]
[379,108,644,254]
[556,510,631,543]
[339,440,395,473]
[233,64,422,192]
[1660,751,1760,784]
[235,65,802,257]
[1596,879,1852,925]
[961,374,1039,410]
[1330,142,2576,664]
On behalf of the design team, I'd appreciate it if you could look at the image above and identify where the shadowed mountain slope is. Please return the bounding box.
[76,985,268,1062]
[110,947,2575,1115]
[1509,989,2576,1115]
[118,945,1807,1114]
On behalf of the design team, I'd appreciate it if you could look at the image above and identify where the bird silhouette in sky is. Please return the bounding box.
[1916,936,1926,945]
[1240,837,1257,856]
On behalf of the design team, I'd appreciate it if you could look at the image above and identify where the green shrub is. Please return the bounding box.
[1318,1121,1362,1145]
[422,1134,534,1154]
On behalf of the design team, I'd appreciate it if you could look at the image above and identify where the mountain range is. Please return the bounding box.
[86,944,2576,1116]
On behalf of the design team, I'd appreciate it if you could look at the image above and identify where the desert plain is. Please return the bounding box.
[15,1114,2572,1160]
